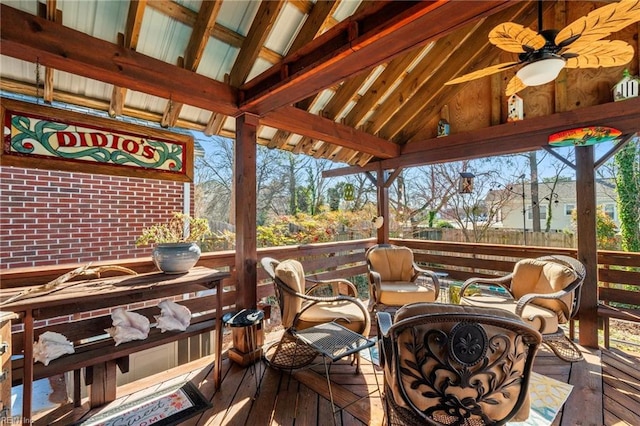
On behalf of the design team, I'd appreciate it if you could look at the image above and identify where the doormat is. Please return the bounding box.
[75,381,211,426]
[361,338,572,426]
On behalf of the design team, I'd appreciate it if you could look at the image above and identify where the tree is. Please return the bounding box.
[614,140,640,252]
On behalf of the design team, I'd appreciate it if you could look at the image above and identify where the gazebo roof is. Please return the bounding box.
[1,0,639,169]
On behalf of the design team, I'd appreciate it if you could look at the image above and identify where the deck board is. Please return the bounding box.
[61,334,640,426]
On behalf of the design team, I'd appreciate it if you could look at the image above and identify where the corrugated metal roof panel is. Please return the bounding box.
[264,3,305,54]
[217,1,259,36]
[0,55,35,83]
[197,39,238,81]
[53,69,112,101]
[180,104,211,126]
[137,7,191,62]
[125,90,167,116]
[58,0,127,44]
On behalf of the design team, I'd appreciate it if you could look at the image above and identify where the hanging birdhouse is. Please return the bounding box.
[613,69,639,101]
[343,183,355,201]
[437,118,450,137]
[507,94,523,122]
[459,172,475,194]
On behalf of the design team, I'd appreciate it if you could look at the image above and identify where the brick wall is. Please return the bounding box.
[0,166,194,269]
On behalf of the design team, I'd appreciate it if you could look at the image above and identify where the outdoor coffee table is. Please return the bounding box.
[292,321,380,424]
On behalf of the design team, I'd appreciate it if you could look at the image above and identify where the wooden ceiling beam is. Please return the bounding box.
[343,45,426,129]
[229,0,286,87]
[1,4,394,160]
[1,4,239,115]
[109,0,146,118]
[323,97,640,177]
[38,0,61,104]
[239,1,511,115]
[161,1,223,128]
[147,0,282,64]
[262,106,399,159]
[381,2,537,142]
[264,0,340,151]
[365,20,483,136]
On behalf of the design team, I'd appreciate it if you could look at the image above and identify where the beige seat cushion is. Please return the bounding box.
[512,258,577,322]
[368,246,415,281]
[297,300,369,335]
[379,282,437,306]
[461,294,559,334]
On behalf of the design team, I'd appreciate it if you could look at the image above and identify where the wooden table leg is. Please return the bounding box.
[22,310,33,426]
[214,281,223,389]
[88,361,117,408]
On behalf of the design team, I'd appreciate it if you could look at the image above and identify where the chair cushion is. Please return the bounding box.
[512,259,577,322]
[379,282,436,306]
[368,246,415,282]
[275,259,306,328]
[461,294,559,334]
[297,300,368,334]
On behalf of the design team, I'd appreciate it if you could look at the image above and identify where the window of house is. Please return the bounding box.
[603,203,616,220]
[527,205,547,220]
[565,203,575,216]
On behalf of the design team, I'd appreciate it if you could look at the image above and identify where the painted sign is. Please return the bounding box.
[548,126,622,147]
[1,99,194,182]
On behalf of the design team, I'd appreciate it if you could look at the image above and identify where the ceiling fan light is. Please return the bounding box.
[516,57,566,86]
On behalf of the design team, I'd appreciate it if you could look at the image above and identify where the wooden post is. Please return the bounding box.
[377,166,389,244]
[235,113,259,310]
[576,145,598,348]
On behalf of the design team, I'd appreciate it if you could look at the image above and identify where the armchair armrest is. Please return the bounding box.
[413,264,441,300]
[459,275,513,298]
[294,292,371,335]
[306,277,358,298]
[376,311,393,369]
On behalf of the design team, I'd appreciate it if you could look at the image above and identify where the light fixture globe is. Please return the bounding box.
[516,54,566,86]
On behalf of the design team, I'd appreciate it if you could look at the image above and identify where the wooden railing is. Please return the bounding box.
[1,237,639,419]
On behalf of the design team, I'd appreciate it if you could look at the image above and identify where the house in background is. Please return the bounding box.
[499,179,619,233]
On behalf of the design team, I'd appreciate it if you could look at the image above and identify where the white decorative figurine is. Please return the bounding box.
[613,69,639,101]
[155,300,191,332]
[507,94,523,122]
[105,308,150,346]
[33,331,75,366]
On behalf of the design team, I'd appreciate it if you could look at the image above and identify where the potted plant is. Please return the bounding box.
[136,212,211,274]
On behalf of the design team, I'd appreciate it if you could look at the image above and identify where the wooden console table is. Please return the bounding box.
[2,266,229,424]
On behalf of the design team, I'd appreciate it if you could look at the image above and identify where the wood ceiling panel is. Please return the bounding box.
[239,1,511,115]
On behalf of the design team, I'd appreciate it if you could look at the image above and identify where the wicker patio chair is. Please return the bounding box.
[377,302,541,426]
[261,257,370,370]
[459,255,585,362]
[365,244,440,312]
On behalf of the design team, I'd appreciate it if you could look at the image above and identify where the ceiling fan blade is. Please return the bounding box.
[555,0,640,46]
[564,40,634,68]
[489,22,546,53]
[445,62,519,85]
[505,76,527,97]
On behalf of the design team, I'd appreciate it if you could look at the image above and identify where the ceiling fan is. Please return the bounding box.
[445,0,640,96]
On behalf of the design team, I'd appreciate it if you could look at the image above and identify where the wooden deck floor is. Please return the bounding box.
[71,331,640,426]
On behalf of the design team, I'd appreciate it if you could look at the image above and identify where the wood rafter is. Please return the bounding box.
[230,0,285,88]
[364,21,484,137]
[323,97,640,178]
[263,0,340,151]
[377,2,535,142]
[37,0,60,104]
[161,0,222,128]
[146,0,282,64]
[239,1,511,115]
[262,106,399,159]
[343,45,427,129]
[397,3,546,145]
[1,4,398,161]
[109,0,146,118]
